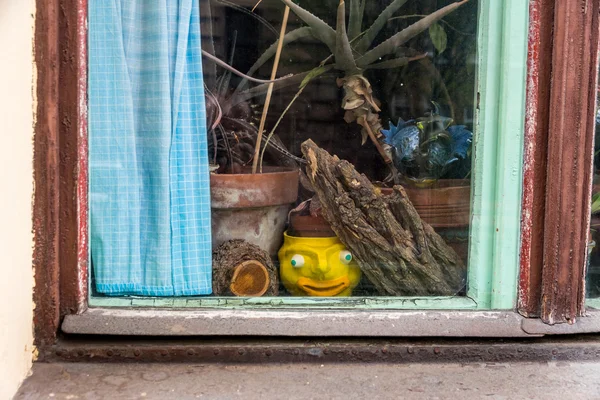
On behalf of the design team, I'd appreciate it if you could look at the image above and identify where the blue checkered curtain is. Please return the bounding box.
[89,0,212,296]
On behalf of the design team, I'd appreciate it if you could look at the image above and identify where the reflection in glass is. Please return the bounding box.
[588,68,600,298]
[204,0,478,298]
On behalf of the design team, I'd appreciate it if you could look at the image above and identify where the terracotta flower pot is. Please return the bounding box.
[382,179,471,228]
[289,214,336,238]
[210,167,299,256]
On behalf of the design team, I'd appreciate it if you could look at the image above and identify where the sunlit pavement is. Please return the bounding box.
[15,360,600,399]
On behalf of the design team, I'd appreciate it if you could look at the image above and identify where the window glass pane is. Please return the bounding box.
[204,0,475,298]
[87,0,525,306]
[588,68,600,299]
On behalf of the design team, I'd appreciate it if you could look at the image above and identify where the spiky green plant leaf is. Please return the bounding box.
[237,27,314,92]
[355,0,409,53]
[357,0,468,68]
[278,0,336,53]
[216,31,238,97]
[593,192,600,214]
[235,66,334,106]
[364,53,426,70]
[348,0,365,40]
[300,65,331,88]
[202,0,218,89]
[336,0,358,73]
[429,23,448,54]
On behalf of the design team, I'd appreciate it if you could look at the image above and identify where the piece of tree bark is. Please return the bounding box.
[213,240,279,296]
[301,139,466,296]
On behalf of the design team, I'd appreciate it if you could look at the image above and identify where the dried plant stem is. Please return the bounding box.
[251,0,263,12]
[358,116,391,165]
[258,88,306,171]
[202,50,289,84]
[358,114,399,183]
[252,6,290,174]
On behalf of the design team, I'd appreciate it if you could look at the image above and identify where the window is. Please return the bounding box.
[86,0,529,310]
[588,67,600,307]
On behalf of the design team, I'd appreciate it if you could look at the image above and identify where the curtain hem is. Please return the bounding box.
[95,283,212,297]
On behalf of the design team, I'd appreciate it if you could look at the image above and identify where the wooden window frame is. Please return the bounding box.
[32,0,600,347]
[34,0,89,346]
[518,0,600,324]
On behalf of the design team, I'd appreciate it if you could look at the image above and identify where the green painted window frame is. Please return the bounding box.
[587,298,600,310]
[89,0,530,311]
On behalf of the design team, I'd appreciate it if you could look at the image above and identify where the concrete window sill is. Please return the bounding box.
[61,308,600,337]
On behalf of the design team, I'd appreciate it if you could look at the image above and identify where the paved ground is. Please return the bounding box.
[15,361,600,399]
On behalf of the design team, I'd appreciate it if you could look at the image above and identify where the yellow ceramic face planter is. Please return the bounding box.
[278,232,361,297]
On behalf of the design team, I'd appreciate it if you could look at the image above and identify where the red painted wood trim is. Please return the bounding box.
[76,0,90,315]
[33,0,88,346]
[56,0,88,317]
[541,0,600,324]
[518,0,555,317]
[33,0,61,346]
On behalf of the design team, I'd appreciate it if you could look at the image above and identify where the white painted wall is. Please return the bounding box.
[0,0,35,398]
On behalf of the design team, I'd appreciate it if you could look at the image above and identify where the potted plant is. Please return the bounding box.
[380,104,473,228]
[203,0,472,294]
[201,1,305,257]
[287,198,336,238]
[205,0,471,253]
[267,0,469,178]
[257,0,471,230]
[268,0,472,278]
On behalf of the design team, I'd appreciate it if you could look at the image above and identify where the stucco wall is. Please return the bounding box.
[0,0,35,398]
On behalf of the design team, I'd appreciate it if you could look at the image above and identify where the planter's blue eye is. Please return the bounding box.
[291,254,305,268]
[340,250,353,265]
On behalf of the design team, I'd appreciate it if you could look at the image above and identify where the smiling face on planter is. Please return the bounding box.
[278,233,361,297]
